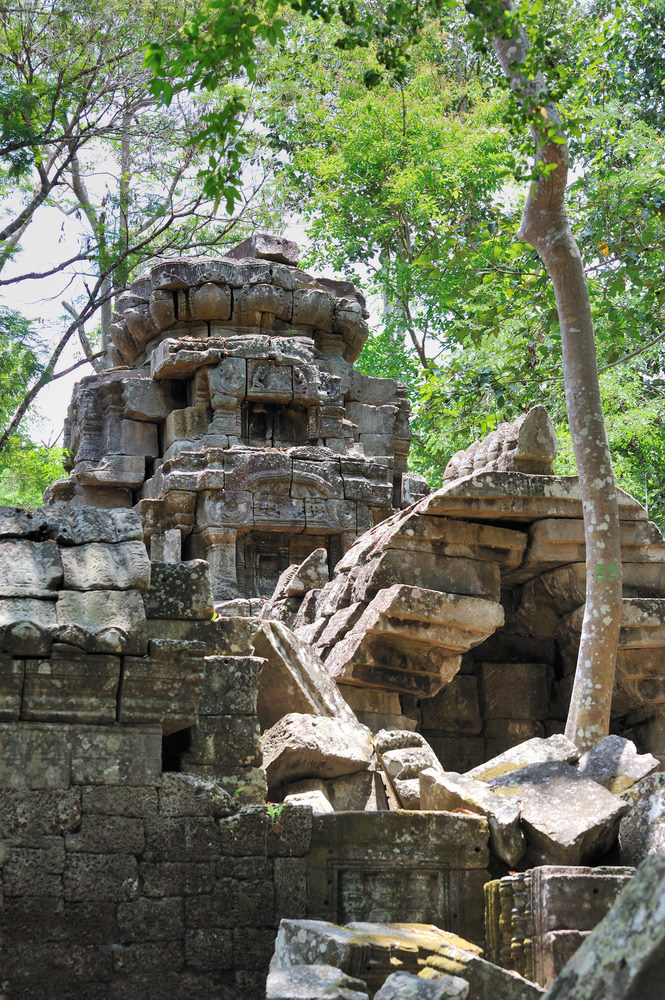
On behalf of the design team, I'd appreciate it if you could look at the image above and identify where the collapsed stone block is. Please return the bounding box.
[489,760,628,864]
[262,713,374,788]
[252,620,359,731]
[420,767,525,867]
[575,734,660,794]
[270,920,483,998]
[619,772,665,866]
[466,734,580,782]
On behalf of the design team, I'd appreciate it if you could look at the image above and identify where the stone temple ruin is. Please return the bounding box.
[3,234,665,999]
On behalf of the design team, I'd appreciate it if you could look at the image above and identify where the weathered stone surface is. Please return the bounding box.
[420,944,544,999]
[466,734,580,781]
[490,760,628,864]
[479,662,550,721]
[485,865,636,988]
[420,767,525,867]
[143,560,213,619]
[575,735,660,794]
[419,471,646,523]
[267,964,370,1000]
[70,726,162,786]
[118,639,206,733]
[544,856,665,1000]
[0,539,62,596]
[306,813,489,942]
[443,407,557,481]
[21,646,121,724]
[0,653,24,720]
[262,713,373,787]
[270,920,483,997]
[55,589,146,654]
[375,971,468,1000]
[252,620,359,730]
[619,773,665,866]
[0,597,57,655]
[60,540,150,592]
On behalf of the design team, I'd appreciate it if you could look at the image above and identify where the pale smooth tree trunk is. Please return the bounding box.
[481,1,623,750]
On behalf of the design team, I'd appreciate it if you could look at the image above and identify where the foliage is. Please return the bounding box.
[0,306,65,506]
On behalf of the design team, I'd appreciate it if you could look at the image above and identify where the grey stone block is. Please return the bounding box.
[64,814,145,854]
[143,560,213,619]
[70,726,162,786]
[63,852,139,901]
[117,897,185,942]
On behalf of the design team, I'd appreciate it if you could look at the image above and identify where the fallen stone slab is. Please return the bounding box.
[419,944,544,1000]
[375,970,468,999]
[270,919,483,998]
[544,855,665,1000]
[267,964,369,1000]
[619,773,665,866]
[575,735,660,794]
[283,787,335,813]
[262,713,374,788]
[489,760,628,864]
[466,734,580,782]
[323,584,503,698]
[420,767,525,867]
[252,620,359,731]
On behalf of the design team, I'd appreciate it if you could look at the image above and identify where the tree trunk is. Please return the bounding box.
[482,1,623,750]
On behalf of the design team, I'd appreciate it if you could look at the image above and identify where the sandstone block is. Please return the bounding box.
[143,560,213,619]
[60,540,150,591]
[283,788,334,813]
[0,597,57,655]
[490,760,628,864]
[375,971,468,1000]
[575,735,660,794]
[420,767,525,867]
[420,946,543,1000]
[21,647,121,724]
[75,455,145,488]
[266,964,370,1000]
[619,773,665,866]
[544,855,665,1000]
[197,654,263,716]
[253,620,359,731]
[0,539,62,597]
[420,471,646,523]
[466,734,580,781]
[118,639,206,734]
[70,725,162,786]
[0,722,72,789]
[47,507,143,545]
[55,589,147,655]
[262,713,373,787]
[352,549,501,602]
